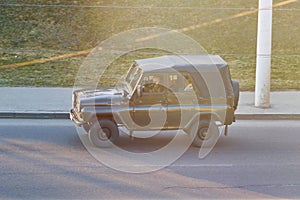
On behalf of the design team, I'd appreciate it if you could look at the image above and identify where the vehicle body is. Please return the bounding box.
[70,55,240,147]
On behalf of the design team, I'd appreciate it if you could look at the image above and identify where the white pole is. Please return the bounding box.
[255,0,273,108]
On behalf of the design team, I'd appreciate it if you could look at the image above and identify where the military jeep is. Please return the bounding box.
[70,55,239,148]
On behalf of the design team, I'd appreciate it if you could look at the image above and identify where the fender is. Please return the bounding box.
[81,106,115,122]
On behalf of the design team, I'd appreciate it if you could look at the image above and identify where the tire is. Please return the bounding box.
[82,123,91,133]
[232,80,240,110]
[88,119,119,148]
[191,119,219,148]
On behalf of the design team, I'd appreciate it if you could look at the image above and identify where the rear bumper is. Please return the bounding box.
[70,109,85,126]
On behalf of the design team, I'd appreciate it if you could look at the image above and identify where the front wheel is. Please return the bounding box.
[82,123,91,133]
[191,119,220,148]
[88,119,119,148]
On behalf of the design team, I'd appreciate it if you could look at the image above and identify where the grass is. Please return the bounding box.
[0,0,299,90]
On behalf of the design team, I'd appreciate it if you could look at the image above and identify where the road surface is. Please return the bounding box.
[0,119,299,199]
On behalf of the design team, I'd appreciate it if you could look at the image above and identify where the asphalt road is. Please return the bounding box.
[0,119,300,199]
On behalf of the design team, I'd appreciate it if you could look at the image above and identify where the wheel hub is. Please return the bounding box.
[198,128,209,140]
[97,127,111,141]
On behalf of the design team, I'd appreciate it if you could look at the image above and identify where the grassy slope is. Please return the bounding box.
[0,0,299,89]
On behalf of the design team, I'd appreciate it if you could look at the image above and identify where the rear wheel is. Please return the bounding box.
[191,119,219,147]
[88,119,119,148]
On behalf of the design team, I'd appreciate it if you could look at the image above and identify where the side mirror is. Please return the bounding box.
[137,85,143,97]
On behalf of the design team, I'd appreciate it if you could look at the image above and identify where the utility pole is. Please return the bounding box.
[255,0,273,108]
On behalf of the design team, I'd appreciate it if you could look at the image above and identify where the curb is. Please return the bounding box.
[235,114,300,120]
[0,112,69,119]
[1,112,300,120]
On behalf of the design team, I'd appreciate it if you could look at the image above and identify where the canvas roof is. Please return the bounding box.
[134,55,228,73]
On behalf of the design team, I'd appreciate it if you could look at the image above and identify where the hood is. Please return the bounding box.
[74,88,126,106]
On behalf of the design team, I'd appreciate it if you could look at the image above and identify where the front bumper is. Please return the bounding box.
[70,108,85,126]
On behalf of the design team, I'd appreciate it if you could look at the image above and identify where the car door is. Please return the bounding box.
[166,91,198,129]
[131,91,168,130]
[166,73,198,129]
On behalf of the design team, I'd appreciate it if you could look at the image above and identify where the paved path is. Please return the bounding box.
[0,87,299,119]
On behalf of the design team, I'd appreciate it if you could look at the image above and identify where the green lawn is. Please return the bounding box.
[0,0,299,90]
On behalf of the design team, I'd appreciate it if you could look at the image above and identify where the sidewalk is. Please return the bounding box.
[236,91,300,120]
[0,87,299,120]
[0,87,72,119]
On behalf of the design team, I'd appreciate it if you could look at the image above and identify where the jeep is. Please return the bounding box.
[70,55,239,147]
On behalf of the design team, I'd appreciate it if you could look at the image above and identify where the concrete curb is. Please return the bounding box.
[235,114,300,120]
[1,112,300,120]
[0,112,69,119]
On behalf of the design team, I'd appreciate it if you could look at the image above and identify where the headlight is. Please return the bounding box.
[72,92,81,111]
[76,100,81,112]
[72,93,76,108]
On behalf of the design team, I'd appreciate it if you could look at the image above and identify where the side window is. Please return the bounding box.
[183,74,195,93]
[166,73,195,93]
[139,73,196,93]
[166,73,197,105]
[141,74,166,93]
[168,74,179,92]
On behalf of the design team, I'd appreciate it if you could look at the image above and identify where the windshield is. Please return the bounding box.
[124,63,143,95]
